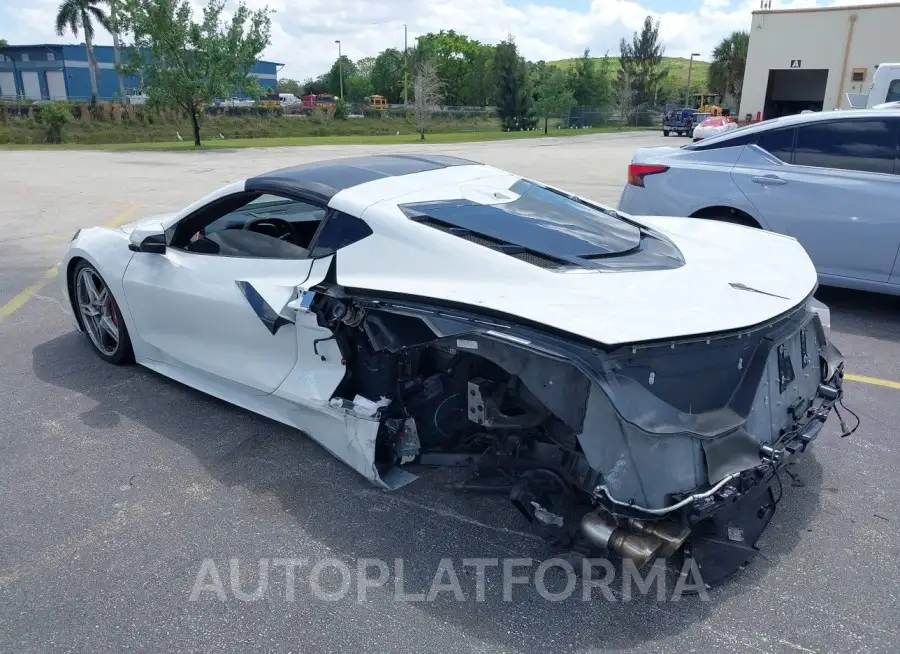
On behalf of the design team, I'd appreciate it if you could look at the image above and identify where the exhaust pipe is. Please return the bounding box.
[626,518,690,558]
[581,512,689,568]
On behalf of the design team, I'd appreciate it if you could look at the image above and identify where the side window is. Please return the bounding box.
[794,119,897,174]
[172,192,325,260]
[687,131,755,151]
[756,127,795,163]
[308,210,373,258]
[203,193,326,249]
[886,79,900,103]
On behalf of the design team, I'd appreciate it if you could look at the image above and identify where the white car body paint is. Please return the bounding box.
[691,116,739,142]
[58,159,821,488]
[333,169,817,345]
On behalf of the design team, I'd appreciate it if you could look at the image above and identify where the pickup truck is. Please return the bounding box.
[662,108,696,137]
[845,63,900,109]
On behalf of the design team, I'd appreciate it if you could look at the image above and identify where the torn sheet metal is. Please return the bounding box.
[235,279,299,335]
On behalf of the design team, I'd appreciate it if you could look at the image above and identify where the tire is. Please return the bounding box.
[71,260,134,365]
[663,130,670,137]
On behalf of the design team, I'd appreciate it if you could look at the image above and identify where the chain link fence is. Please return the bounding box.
[559,104,664,129]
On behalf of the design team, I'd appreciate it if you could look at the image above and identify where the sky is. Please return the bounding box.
[1,0,896,79]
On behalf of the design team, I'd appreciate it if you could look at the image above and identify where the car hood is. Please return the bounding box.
[336,215,819,346]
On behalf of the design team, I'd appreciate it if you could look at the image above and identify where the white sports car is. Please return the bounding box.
[59,154,848,587]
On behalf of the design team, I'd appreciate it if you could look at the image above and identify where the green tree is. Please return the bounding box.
[123,0,272,146]
[463,44,495,106]
[302,76,328,95]
[105,0,126,97]
[278,77,303,96]
[0,39,8,47]
[370,48,405,102]
[327,55,357,96]
[356,56,376,79]
[55,0,111,100]
[493,35,533,131]
[618,16,668,108]
[708,31,749,109]
[410,30,487,105]
[334,96,349,119]
[568,48,610,106]
[344,74,373,103]
[533,67,573,133]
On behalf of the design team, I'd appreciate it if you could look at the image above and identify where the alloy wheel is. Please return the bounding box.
[75,267,119,356]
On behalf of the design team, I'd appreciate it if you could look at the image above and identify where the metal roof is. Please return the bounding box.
[0,43,281,65]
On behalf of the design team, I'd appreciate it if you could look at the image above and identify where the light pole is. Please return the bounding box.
[403,24,408,106]
[685,52,701,107]
[335,39,344,99]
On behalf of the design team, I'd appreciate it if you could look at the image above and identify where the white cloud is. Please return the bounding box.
[1,0,897,79]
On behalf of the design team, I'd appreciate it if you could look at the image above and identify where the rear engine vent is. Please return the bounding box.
[510,251,566,269]
[413,217,569,270]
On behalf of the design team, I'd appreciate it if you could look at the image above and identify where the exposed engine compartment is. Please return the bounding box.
[305,287,849,588]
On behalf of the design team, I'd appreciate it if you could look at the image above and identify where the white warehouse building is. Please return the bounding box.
[739,2,900,120]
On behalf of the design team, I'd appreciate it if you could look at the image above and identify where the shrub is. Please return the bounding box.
[334,98,349,120]
[41,102,72,144]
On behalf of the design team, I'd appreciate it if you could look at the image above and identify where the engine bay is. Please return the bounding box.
[306,289,850,588]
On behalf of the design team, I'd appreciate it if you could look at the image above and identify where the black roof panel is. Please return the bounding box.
[246,154,477,203]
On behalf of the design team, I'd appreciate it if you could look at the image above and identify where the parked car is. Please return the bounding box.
[58,154,847,588]
[691,115,739,142]
[618,109,900,295]
[687,112,711,138]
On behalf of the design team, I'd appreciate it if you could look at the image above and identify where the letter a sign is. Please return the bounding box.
[790,60,802,68]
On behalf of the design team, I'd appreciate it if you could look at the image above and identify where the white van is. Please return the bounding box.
[845,63,900,109]
[278,93,300,106]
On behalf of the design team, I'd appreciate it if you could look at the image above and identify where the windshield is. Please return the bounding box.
[401,180,642,258]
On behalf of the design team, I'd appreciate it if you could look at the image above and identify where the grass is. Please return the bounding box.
[548,55,712,92]
[0,113,503,146]
[0,125,650,151]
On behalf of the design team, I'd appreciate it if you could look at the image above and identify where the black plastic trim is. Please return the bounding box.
[246,154,477,202]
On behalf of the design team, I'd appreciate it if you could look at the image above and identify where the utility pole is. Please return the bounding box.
[403,24,408,106]
[335,39,344,99]
[684,52,700,107]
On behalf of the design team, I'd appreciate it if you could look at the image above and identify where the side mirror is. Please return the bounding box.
[128,226,167,254]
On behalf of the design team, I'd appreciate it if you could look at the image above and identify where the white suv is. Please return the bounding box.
[618,109,900,296]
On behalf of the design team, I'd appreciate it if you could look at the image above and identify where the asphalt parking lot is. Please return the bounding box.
[1,132,899,653]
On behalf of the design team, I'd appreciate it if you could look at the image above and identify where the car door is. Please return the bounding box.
[731,117,900,282]
[121,191,325,395]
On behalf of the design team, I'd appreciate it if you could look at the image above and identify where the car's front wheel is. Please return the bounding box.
[72,261,133,365]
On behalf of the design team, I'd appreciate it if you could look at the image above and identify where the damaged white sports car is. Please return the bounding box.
[59,154,850,587]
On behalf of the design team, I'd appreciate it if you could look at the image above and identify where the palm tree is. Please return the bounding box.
[708,31,749,110]
[55,0,111,101]
[105,0,125,99]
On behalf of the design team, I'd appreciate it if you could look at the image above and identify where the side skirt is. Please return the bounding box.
[135,357,415,490]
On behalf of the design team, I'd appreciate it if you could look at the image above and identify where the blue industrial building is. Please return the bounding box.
[0,43,280,101]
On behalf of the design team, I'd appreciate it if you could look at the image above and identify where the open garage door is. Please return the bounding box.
[763,69,828,119]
